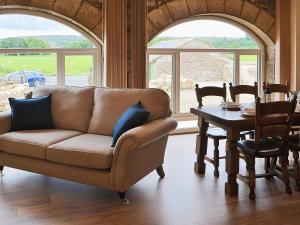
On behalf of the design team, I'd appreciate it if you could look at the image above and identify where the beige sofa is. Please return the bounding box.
[0,86,177,202]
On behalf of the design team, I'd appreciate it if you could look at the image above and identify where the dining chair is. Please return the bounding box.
[263,81,290,100]
[288,113,300,191]
[229,82,258,140]
[237,96,297,200]
[195,83,227,177]
[229,82,258,102]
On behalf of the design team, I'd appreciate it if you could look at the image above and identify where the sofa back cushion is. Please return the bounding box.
[33,86,95,132]
[88,88,171,136]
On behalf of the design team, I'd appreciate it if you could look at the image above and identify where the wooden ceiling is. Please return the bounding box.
[86,0,102,8]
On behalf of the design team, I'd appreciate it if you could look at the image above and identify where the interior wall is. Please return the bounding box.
[291,0,300,90]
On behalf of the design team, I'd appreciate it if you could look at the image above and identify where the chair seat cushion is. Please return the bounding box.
[0,129,82,159]
[47,134,114,170]
[237,138,282,158]
[207,128,227,139]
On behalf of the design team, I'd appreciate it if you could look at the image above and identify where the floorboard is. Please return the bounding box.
[0,134,300,225]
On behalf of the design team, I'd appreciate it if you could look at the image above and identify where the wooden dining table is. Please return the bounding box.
[190,105,255,197]
[191,103,300,196]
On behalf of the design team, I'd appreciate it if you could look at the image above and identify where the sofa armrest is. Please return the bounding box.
[111,118,177,191]
[115,118,178,152]
[0,111,11,134]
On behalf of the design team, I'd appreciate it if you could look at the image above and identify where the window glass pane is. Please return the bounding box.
[180,52,234,113]
[0,53,57,111]
[148,54,172,106]
[148,20,259,50]
[239,55,258,103]
[65,55,94,87]
[0,14,95,49]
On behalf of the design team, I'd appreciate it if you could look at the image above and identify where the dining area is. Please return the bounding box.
[190,81,300,200]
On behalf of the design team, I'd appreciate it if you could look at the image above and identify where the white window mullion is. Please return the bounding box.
[234,52,240,86]
[258,52,265,96]
[57,52,65,85]
[174,51,180,114]
[93,53,100,86]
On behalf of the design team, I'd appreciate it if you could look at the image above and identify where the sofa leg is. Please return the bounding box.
[0,166,4,177]
[156,165,165,178]
[117,192,130,205]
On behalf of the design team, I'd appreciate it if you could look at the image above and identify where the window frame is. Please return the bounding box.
[147,48,264,120]
[147,17,266,120]
[0,48,102,87]
[0,12,103,87]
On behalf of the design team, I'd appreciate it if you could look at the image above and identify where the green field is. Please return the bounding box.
[0,53,256,78]
[0,54,93,76]
[240,55,257,62]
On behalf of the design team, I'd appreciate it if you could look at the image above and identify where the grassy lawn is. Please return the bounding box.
[240,55,257,62]
[227,54,257,62]
[0,53,255,78]
[0,54,93,76]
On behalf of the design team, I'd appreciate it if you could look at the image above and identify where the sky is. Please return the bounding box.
[158,20,247,38]
[0,14,81,38]
[0,15,247,39]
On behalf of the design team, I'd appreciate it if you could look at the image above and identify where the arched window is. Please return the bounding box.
[0,13,102,111]
[147,19,264,117]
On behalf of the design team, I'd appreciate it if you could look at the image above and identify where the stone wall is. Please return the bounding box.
[0,81,30,111]
[149,52,258,90]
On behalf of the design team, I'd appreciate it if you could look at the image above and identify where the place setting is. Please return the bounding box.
[241,107,256,117]
[220,101,256,117]
[220,101,243,111]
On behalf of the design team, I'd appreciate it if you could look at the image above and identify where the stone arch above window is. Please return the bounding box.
[0,0,103,42]
[147,0,276,44]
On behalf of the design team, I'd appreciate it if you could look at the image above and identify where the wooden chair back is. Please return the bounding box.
[195,83,226,107]
[229,82,258,102]
[254,96,298,151]
[263,81,290,99]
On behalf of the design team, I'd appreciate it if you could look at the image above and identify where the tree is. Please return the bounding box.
[66,39,94,48]
[0,37,49,49]
[26,38,49,48]
[0,37,27,48]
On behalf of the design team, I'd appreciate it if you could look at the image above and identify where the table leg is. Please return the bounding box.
[194,117,209,174]
[225,129,240,196]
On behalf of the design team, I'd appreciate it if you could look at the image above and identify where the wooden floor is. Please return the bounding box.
[1,134,300,225]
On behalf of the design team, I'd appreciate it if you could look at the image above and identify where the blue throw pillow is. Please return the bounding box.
[9,95,54,131]
[112,101,150,147]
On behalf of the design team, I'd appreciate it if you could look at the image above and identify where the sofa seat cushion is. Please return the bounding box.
[0,129,82,159]
[47,134,114,170]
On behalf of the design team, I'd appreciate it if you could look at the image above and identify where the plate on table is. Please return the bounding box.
[220,102,242,110]
[241,108,256,117]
